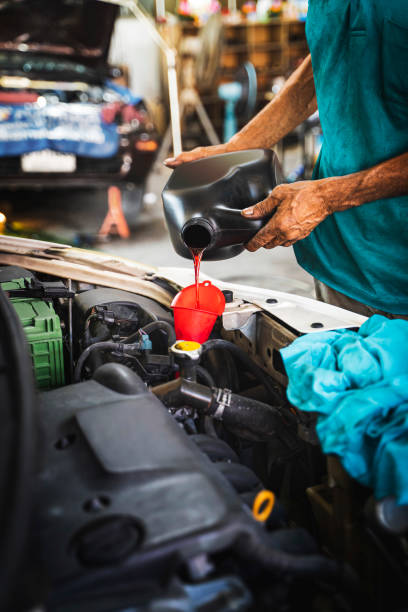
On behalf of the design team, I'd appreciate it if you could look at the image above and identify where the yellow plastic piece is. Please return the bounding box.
[175,341,202,351]
[252,490,275,522]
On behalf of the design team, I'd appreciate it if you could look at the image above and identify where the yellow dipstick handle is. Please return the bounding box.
[252,490,275,522]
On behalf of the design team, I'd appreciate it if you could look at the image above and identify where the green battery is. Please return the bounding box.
[2,278,65,389]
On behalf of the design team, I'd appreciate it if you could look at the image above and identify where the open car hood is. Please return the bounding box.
[0,236,366,335]
[0,0,118,67]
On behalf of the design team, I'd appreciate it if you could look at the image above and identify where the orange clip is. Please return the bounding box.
[98,185,130,239]
[252,489,275,523]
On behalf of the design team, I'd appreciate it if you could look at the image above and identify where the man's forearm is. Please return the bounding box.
[241,151,408,251]
[324,152,408,213]
[227,54,317,151]
[165,55,316,167]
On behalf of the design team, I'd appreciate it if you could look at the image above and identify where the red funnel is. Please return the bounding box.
[171,281,226,343]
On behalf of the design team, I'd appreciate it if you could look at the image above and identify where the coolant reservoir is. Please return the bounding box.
[162,149,283,261]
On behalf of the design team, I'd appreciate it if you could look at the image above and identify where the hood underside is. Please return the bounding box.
[0,0,118,67]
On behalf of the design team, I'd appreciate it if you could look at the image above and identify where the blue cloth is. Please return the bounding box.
[280,315,408,504]
[0,81,140,158]
[293,0,408,314]
[104,80,142,106]
[0,101,118,158]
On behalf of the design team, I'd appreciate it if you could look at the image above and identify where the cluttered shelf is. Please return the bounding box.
[158,7,309,146]
[180,18,308,80]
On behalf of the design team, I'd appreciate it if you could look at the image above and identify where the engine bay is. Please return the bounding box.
[1,262,407,612]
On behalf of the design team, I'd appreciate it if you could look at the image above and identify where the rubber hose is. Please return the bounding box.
[196,365,215,388]
[92,363,146,395]
[83,313,111,347]
[74,341,122,383]
[220,393,284,441]
[88,329,111,345]
[235,532,355,584]
[264,528,318,556]
[202,347,240,392]
[125,320,176,347]
[201,339,282,406]
[154,378,284,441]
[203,416,218,439]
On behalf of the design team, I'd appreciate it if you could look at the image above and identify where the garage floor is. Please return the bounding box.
[1,160,315,298]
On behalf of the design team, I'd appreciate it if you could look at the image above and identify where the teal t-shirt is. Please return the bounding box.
[293,0,408,314]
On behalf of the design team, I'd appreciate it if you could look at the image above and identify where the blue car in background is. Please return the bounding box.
[0,0,160,225]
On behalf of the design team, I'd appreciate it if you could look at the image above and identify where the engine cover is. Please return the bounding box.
[34,378,254,607]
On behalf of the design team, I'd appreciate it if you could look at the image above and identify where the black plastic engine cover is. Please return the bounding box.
[34,380,252,606]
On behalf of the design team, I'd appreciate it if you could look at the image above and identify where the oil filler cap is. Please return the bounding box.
[72,515,143,567]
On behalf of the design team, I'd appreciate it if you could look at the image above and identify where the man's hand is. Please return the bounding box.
[242,150,408,251]
[242,180,333,251]
[164,144,230,168]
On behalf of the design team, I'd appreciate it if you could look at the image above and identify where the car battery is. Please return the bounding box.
[1,277,64,389]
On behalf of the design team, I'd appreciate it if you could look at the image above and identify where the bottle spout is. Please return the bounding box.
[181,218,214,250]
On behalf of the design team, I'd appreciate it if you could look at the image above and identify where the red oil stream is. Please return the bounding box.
[190,247,205,308]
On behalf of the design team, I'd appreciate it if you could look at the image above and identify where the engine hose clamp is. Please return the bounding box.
[213,387,232,420]
[252,490,275,523]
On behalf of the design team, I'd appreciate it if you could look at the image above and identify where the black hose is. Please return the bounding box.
[264,528,318,555]
[152,378,213,412]
[125,320,176,347]
[88,329,111,345]
[202,347,240,392]
[92,363,147,395]
[201,339,282,407]
[212,392,284,441]
[235,532,356,585]
[153,379,284,441]
[196,365,215,387]
[74,341,124,383]
[203,416,218,438]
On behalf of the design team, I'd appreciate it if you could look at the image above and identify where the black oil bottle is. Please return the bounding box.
[162,149,284,261]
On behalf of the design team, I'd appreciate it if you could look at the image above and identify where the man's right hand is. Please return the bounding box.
[164,143,232,168]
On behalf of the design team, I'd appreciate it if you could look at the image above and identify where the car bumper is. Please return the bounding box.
[0,151,157,189]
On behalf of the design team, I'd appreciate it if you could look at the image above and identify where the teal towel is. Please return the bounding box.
[281,315,408,504]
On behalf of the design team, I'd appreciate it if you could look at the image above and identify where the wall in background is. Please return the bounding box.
[109,17,162,101]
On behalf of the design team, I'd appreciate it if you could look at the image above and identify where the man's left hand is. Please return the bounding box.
[242,180,334,251]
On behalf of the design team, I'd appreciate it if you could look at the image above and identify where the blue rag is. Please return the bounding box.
[280,315,408,505]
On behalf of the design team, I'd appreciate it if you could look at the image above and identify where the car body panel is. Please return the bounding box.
[158,266,366,334]
[0,2,159,191]
[0,236,366,332]
[0,0,118,67]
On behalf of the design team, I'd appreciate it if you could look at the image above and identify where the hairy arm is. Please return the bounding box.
[165,54,317,166]
[229,53,317,151]
[243,152,408,250]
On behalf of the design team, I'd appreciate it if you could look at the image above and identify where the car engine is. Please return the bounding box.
[1,264,407,612]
